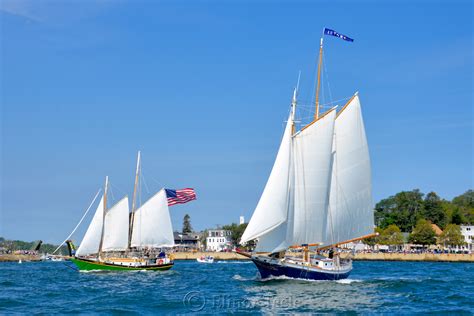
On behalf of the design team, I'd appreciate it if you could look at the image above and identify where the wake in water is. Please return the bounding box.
[336,279,363,284]
[256,274,363,284]
[232,274,259,281]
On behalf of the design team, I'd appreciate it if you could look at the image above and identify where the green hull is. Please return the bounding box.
[71,258,174,271]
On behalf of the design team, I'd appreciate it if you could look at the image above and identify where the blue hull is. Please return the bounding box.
[252,258,351,281]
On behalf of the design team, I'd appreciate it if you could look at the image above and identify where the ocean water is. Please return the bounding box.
[1,260,473,314]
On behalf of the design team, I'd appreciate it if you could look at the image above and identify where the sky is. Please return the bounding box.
[0,0,472,244]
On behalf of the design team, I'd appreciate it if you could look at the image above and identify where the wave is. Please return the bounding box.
[217,261,252,264]
[336,279,363,284]
[257,275,362,283]
[232,274,258,281]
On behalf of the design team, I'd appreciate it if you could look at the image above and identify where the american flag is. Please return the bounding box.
[165,188,196,206]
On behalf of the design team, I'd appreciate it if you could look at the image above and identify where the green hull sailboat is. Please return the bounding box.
[66,152,185,272]
[70,258,173,271]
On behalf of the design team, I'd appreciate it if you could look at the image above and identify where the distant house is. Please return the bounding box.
[174,232,201,251]
[431,224,443,236]
[461,225,474,251]
[206,229,232,252]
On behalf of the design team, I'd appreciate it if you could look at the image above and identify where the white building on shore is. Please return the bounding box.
[461,225,473,251]
[206,229,232,252]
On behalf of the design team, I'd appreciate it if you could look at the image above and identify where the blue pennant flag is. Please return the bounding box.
[324,28,354,42]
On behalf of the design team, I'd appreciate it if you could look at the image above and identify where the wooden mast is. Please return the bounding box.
[98,176,108,259]
[314,37,324,120]
[128,151,141,249]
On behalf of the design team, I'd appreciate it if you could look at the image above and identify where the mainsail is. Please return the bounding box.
[102,196,130,252]
[325,95,373,245]
[130,189,175,248]
[76,196,104,256]
[292,109,336,245]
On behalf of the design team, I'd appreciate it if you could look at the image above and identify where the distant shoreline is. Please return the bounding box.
[1,252,473,263]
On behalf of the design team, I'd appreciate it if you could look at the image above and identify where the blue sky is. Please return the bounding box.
[1,0,472,243]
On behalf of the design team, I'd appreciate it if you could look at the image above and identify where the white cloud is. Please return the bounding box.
[0,0,42,21]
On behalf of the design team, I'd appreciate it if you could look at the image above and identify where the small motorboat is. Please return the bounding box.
[196,256,214,263]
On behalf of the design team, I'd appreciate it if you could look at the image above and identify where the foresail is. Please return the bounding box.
[102,196,129,252]
[76,196,104,256]
[255,223,289,253]
[131,189,175,248]
[240,113,293,244]
[292,109,336,245]
[325,95,373,245]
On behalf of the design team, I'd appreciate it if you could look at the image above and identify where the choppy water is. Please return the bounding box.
[1,260,473,314]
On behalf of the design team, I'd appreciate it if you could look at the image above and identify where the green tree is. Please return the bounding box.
[182,214,193,234]
[422,192,447,228]
[375,189,424,231]
[450,208,465,225]
[408,219,436,246]
[222,223,248,246]
[363,227,383,247]
[452,190,474,224]
[379,225,404,247]
[438,224,465,247]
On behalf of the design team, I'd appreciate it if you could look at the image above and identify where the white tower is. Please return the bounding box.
[239,216,245,225]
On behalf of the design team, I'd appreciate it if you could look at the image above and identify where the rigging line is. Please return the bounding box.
[142,168,165,189]
[321,60,326,109]
[110,183,128,197]
[141,171,152,195]
[108,184,116,204]
[297,97,350,108]
[52,189,102,254]
[320,97,350,107]
[322,46,334,106]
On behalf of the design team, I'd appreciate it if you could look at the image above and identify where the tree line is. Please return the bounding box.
[0,237,68,255]
[375,189,473,232]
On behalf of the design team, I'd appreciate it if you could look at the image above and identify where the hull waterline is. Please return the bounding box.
[252,257,351,281]
[71,258,174,271]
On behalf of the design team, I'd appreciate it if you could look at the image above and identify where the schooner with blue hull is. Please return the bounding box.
[239,28,376,281]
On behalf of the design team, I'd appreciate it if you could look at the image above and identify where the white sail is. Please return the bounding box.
[255,151,295,253]
[102,196,129,252]
[292,109,336,245]
[325,95,373,245]
[76,196,104,256]
[131,189,175,248]
[240,112,293,244]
